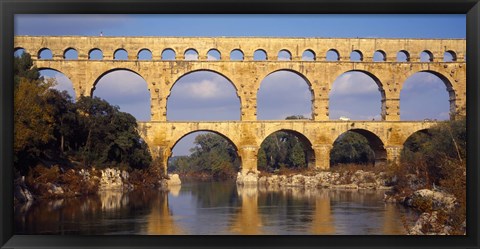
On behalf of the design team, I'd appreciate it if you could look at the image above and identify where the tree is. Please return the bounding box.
[330,131,375,165]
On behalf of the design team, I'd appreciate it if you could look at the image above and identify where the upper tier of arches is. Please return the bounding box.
[15,36,466,63]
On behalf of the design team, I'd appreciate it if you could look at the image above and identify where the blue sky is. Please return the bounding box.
[14,14,465,156]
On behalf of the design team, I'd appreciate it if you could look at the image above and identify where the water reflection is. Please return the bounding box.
[15,182,411,235]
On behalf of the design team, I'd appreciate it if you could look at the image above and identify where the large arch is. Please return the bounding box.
[91,68,151,121]
[168,129,242,172]
[166,70,241,121]
[256,69,314,120]
[332,128,387,165]
[329,70,386,121]
[38,67,76,99]
[400,70,455,121]
[258,129,315,171]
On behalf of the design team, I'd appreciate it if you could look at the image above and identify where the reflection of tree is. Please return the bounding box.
[187,181,239,208]
[230,186,263,235]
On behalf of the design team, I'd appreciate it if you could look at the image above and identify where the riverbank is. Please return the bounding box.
[14,165,182,205]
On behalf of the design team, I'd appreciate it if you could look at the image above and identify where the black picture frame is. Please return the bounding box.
[1,0,479,248]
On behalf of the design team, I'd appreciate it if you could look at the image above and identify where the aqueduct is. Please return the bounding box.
[14,36,466,173]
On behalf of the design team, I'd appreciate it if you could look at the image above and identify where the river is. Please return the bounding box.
[14,181,417,235]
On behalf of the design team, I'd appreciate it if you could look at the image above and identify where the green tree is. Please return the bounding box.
[330,131,375,165]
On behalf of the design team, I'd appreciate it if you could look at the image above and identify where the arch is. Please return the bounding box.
[207,49,221,60]
[167,70,241,121]
[278,49,292,61]
[38,68,76,100]
[184,49,199,60]
[373,50,386,62]
[254,49,268,61]
[114,48,128,60]
[89,48,103,60]
[420,50,434,62]
[402,129,431,147]
[38,48,53,60]
[162,48,176,60]
[91,68,151,121]
[329,70,386,121]
[444,50,457,62]
[258,129,315,170]
[333,129,387,165]
[230,49,244,61]
[400,70,455,121]
[302,49,316,61]
[169,130,242,172]
[63,48,78,60]
[350,50,363,62]
[326,49,339,61]
[257,69,313,120]
[14,47,26,57]
[397,50,410,62]
[137,49,152,60]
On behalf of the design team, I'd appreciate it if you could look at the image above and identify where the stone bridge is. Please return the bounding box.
[14,36,466,173]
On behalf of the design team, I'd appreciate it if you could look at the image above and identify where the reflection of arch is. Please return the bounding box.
[91,68,150,95]
[401,70,455,120]
[260,129,315,168]
[335,128,387,164]
[168,130,241,168]
[329,70,386,120]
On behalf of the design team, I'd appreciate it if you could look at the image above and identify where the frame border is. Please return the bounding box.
[1,0,479,248]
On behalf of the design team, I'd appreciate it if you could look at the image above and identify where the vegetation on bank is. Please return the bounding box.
[14,52,158,200]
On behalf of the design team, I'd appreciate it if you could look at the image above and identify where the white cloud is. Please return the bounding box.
[184,53,198,60]
[330,72,379,96]
[402,72,446,91]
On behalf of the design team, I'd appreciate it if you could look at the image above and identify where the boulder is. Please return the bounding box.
[167,174,182,186]
[236,172,259,186]
[408,189,456,210]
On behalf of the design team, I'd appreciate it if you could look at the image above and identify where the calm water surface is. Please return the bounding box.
[14,181,417,235]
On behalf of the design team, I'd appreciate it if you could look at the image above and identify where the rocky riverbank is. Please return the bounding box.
[14,167,182,204]
[236,170,394,190]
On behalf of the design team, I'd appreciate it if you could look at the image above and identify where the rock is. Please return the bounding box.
[99,168,124,191]
[409,189,456,210]
[236,172,259,186]
[46,183,64,195]
[331,183,358,189]
[288,174,305,187]
[409,211,451,235]
[358,182,377,189]
[167,174,182,186]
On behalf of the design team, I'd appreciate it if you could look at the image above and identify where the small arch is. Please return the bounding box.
[326,49,339,61]
[230,49,244,61]
[89,48,103,60]
[278,49,292,61]
[443,50,457,62]
[14,48,26,57]
[420,50,434,62]
[184,49,199,60]
[373,50,386,62]
[38,48,53,60]
[331,129,386,166]
[350,50,363,62]
[207,49,221,60]
[114,49,128,60]
[137,49,152,60]
[258,129,315,171]
[63,48,78,60]
[254,49,268,61]
[162,48,176,60]
[302,49,316,61]
[397,50,410,62]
